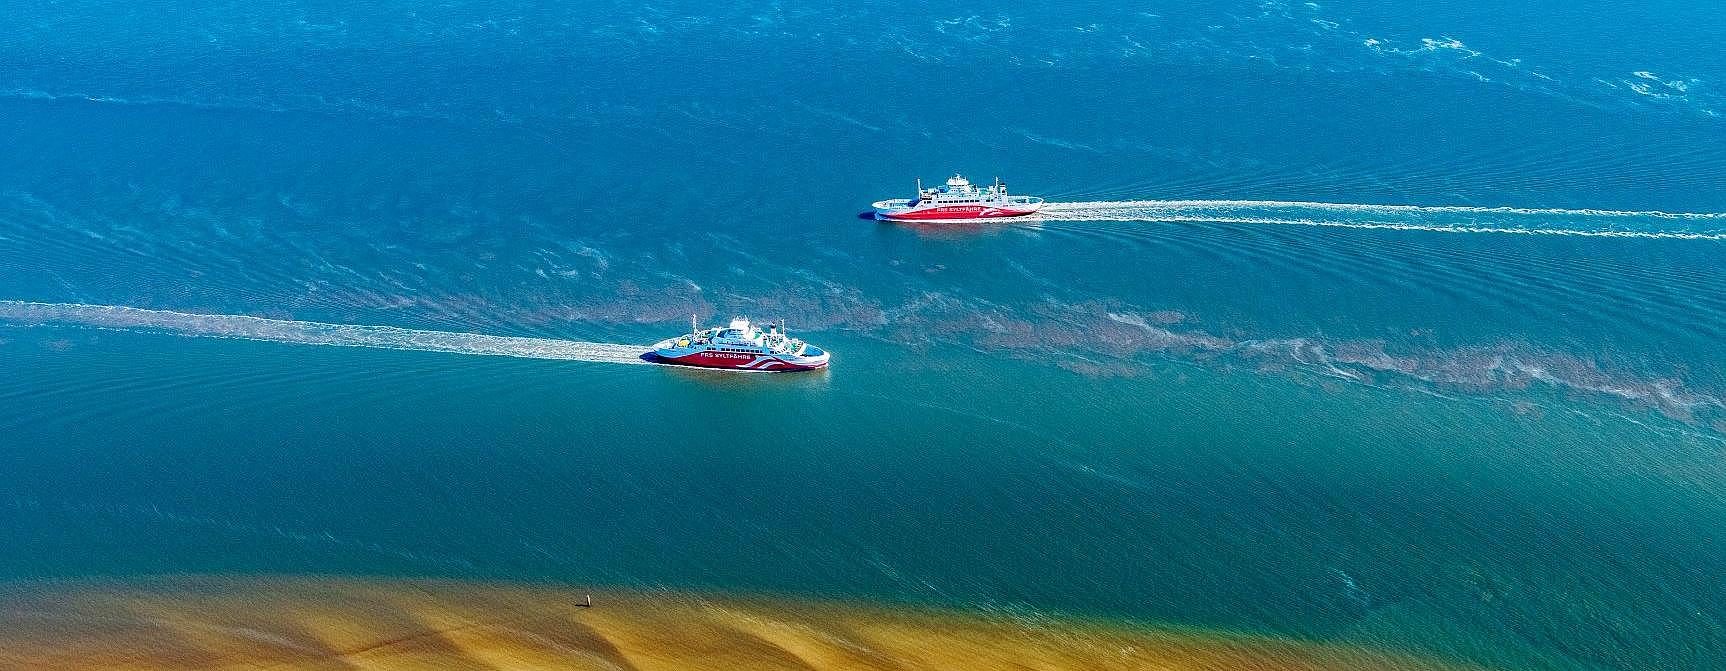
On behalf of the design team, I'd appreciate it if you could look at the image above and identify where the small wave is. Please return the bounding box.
[1037,200,1726,240]
[0,87,475,126]
[6,495,476,571]
[973,300,1726,432]
[0,301,651,365]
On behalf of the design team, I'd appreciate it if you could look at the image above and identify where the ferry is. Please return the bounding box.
[872,174,1044,221]
[648,317,830,371]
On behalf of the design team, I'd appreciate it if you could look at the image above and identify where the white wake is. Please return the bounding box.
[1037,200,1726,240]
[0,301,652,365]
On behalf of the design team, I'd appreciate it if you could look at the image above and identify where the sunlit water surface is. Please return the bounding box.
[3,1,1725,669]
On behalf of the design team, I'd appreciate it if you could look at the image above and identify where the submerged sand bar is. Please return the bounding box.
[0,577,1477,670]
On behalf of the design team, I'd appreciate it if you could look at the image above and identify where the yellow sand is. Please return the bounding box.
[0,577,1478,671]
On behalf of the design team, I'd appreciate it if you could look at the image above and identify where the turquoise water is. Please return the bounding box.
[4,1,1726,669]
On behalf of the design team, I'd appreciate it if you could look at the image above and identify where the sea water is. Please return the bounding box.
[3,2,1724,669]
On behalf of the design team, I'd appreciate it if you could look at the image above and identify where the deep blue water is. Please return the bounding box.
[4,2,1726,669]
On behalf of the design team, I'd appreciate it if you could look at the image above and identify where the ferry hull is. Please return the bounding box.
[874,205,1043,221]
[647,344,830,372]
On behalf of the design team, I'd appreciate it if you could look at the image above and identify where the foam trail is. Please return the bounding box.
[1039,200,1726,240]
[0,301,651,365]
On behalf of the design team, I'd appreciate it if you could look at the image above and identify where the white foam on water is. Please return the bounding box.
[1037,200,1726,240]
[0,301,652,365]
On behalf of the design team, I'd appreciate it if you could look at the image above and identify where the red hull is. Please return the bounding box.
[651,351,827,371]
[878,206,1040,221]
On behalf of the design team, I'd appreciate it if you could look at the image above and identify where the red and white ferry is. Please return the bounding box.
[872,174,1044,221]
[648,317,830,371]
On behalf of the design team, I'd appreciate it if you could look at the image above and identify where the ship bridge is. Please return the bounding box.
[921,173,1014,204]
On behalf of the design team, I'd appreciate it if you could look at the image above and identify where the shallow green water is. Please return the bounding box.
[5,324,1723,669]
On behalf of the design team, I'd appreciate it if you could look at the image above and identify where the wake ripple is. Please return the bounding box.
[0,301,651,365]
[1040,200,1726,240]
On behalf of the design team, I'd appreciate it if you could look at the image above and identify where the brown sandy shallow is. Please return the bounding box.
[0,577,1481,671]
